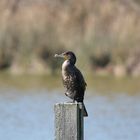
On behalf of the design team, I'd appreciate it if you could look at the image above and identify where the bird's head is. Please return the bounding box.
[54,51,76,65]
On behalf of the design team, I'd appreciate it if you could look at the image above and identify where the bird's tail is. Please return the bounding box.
[82,102,88,117]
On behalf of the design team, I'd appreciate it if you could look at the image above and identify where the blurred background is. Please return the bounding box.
[0,0,140,140]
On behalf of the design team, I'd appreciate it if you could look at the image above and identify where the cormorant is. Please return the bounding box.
[54,51,88,117]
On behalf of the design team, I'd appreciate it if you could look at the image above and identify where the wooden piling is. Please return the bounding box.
[54,103,84,140]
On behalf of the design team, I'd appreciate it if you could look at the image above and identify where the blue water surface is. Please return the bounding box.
[0,89,140,140]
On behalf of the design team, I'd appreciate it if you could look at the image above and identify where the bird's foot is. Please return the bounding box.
[73,99,76,103]
[66,100,76,103]
[66,101,74,103]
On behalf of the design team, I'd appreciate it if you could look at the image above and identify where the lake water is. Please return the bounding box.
[0,88,140,140]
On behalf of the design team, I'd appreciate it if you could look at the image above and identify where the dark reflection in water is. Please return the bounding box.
[0,89,140,140]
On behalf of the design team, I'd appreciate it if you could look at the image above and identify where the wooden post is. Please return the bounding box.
[54,103,84,140]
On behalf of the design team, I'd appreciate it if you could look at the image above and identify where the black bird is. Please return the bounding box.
[54,51,88,117]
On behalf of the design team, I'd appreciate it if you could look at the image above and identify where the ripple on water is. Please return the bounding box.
[0,89,140,140]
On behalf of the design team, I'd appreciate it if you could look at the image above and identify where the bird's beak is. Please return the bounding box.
[54,53,67,59]
[54,53,64,58]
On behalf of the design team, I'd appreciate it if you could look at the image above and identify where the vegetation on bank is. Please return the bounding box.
[0,0,140,76]
[0,72,140,93]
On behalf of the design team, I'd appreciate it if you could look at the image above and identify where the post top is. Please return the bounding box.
[55,102,82,106]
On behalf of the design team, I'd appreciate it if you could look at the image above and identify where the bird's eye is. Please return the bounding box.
[65,52,69,55]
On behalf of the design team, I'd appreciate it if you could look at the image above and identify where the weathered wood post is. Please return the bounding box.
[54,102,84,140]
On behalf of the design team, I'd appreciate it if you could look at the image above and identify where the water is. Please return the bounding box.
[0,88,140,140]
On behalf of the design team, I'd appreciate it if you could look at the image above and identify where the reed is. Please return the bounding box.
[0,0,139,75]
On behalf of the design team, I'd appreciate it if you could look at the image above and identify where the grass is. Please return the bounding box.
[0,71,140,94]
[0,72,61,90]
[87,74,140,94]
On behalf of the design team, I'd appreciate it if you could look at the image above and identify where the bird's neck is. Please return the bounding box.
[62,60,74,76]
[62,60,71,70]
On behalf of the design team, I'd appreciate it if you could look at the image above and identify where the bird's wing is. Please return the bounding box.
[73,67,87,91]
